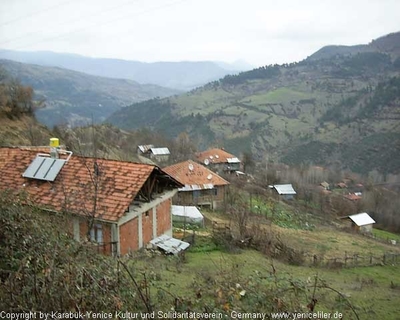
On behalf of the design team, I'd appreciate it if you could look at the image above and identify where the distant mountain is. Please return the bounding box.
[107,32,400,175]
[0,59,180,128]
[0,50,247,91]
[214,59,254,71]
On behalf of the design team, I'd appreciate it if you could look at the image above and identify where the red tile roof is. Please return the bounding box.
[195,148,240,165]
[0,147,159,221]
[163,160,229,188]
[344,193,362,201]
[337,182,348,188]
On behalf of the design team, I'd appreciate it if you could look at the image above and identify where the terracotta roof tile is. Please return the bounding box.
[163,160,229,187]
[344,193,362,201]
[0,147,157,222]
[195,148,240,165]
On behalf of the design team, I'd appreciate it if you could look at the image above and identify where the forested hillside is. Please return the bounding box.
[0,50,248,91]
[107,32,400,175]
[0,59,180,128]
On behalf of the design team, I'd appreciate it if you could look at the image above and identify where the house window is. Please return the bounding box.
[212,188,218,196]
[90,224,103,243]
[193,190,201,199]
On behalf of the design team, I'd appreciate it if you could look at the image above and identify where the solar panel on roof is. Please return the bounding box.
[23,156,66,181]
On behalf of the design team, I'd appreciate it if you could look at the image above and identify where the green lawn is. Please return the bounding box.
[241,87,312,105]
[373,228,400,243]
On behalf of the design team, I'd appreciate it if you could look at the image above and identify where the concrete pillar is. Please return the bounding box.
[138,213,143,248]
[152,207,157,238]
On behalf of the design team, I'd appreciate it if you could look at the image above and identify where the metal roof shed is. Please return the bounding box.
[348,213,375,226]
[343,212,376,234]
[273,184,296,200]
[150,147,170,155]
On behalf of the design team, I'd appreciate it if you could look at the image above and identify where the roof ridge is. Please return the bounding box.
[0,146,156,168]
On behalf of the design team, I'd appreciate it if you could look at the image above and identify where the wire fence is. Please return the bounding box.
[303,251,400,268]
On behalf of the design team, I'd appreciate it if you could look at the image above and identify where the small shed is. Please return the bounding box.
[345,213,376,233]
[172,205,204,226]
[320,181,330,190]
[150,147,170,162]
[137,144,154,154]
[337,182,348,189]
[272,184,296,200]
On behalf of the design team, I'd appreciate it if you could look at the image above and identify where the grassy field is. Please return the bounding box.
[373,228,400,243]
[241,87,312,105]
[130,243,400,319]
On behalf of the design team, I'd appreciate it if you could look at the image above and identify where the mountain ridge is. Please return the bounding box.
[0,59,180,128]
[0,50,251,90]
[107,31,400,175]
[308,31,400,61]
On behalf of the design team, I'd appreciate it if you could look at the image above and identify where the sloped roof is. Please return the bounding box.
[172,205,203,220]
[138,145,154,153]
[320,181,330,188]
[150,147,170,155]
[344,193,362,201]
[195,148,240,165]
[0,147,167,222]
[163,160,229,191]
[348,213,376,226]
[273,184,296,195]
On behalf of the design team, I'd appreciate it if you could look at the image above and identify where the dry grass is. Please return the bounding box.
[202,210,400,260]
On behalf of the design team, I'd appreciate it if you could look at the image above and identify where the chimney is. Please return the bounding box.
[49,138,59,159]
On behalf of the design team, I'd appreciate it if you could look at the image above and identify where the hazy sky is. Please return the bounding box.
[0,0,399,67]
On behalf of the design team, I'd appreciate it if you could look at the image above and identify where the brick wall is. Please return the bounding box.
[118,197,173,255]
[156,198,172,236]
[119,218,139,255]
[142,210,153,245]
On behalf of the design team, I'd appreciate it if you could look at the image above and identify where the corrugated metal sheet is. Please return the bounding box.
[150,234,190,255]
[348,213,375,226]
[151,147,170,155]
[227,157,241,163]
[179,183,214,191]
[23,156,65,181]
[273,184,296,195]
[138,145,154,153]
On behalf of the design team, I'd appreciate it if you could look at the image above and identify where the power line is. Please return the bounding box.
[0,0,79,27]
[0,0,143,47]
[2,0,192,51]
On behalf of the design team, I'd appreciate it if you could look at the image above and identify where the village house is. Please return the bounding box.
[137,145,171,163]
[343,193,362,201]
[0,142,182,256]
[271,184,297,200]
[337,182,348,189]
[195,148,241,174]
[163,160,230,210]
[342,212,376,233]
[320,181,330,190]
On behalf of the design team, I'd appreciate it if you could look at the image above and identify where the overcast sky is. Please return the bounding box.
[0,0,399,67]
